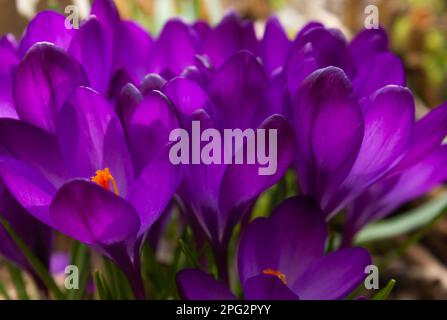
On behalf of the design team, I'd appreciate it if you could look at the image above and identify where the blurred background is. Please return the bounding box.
[1,0,447,299]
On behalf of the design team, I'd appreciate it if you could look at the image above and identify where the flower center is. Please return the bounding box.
[91,168,119,195]
[262,268,287,285]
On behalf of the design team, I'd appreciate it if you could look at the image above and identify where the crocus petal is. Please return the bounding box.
[294,26,355,78]
[115,83,143,132]
[176,269,236,300]
[164,77,210,118]
[0,157,56,225]
[292,248,371,300]
[128,90,179,175]
[238,218,281,285]
[347,145,447,234]
[0,183,52,272]
[261,17,291,76]
[327,86,414,215]
[208,51,269,130]
[18,11,76,57]
[202,13,259,69]
[57,87,133,194]
[115,21,153,81]
[68,16,112,95]
[293,67,364,212]
[148,19,198,78]
[0,119,68,187]
[392,101,447,174]
[244,274,298,300]
[50,179,140,246]
[349,27,389,69]
[126,146,182,234]
[353,52,405,98]
[219,115,296,238]
[0,36,18,119]
[283,42,318,95]
[270,197,327,284]
[14,43,89,133]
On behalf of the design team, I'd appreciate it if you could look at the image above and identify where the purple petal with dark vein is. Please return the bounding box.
[270,197,327,284]
[261,17,291,76]
[126,145,182,234]
[293,67,364,210]
[57,87,133,193]
[208,51,269,130]
[292,248,371,300]
[176,269,236,300]
[69,16,112,95]
[148,19,198,77]
[218,115,295,238]
[18,11,76,57]
[353,52,405,98]
[0,182,52,272]
[349,27,389,69]
[244,274,298,300]
[326,85,414,215]
[128,90,178,175]
[0,119,68,187]
[392,101,447,174]
[14,43,89,133]
[50,179,140,246]
[238,218,280,284]
[0,157,56,225]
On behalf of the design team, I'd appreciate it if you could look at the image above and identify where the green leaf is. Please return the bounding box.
[93,270,112,300]
[0,280,11,300]
[178,238,200,269]
[0,216,66,299]
[66,242,91,300]
[372,279,396,300]
[355,192,447,244]
[5,262,29,300]
[102,257,134,300]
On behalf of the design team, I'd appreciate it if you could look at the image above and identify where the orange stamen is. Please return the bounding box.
[262,268,287,285]
[91,168,119,195]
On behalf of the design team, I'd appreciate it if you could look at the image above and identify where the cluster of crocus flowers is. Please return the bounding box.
[0,0,446,300]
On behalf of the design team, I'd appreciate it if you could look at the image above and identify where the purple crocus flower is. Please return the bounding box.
[293,66,415,219]
[152,50,297,283]
[0,47,181,297]
[343,102,447,244]
[177,196,371,300]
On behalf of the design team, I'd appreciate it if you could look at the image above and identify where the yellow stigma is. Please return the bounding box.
[91,168,119,195]
[262,268,287,285]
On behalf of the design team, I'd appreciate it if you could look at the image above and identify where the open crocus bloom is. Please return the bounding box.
[177,196,371,300]
[0,53,181,297]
